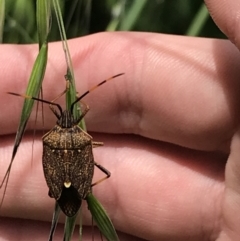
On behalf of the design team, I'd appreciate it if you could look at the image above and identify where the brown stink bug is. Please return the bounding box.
[8,73,124,217]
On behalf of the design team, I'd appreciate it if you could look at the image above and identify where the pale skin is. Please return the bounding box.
[1,0,240,240]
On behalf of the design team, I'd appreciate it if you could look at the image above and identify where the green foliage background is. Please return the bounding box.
[2,0,225,44]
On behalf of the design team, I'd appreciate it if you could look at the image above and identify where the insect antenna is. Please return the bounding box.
[7,92,63,119]
[70,73,124,114]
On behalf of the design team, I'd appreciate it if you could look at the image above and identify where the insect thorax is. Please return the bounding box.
[57,110,76,128]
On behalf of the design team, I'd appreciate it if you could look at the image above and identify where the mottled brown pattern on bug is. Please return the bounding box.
[42,122,94,217]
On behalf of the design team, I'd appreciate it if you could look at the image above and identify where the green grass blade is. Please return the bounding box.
[86,193,119,241]
[51,2,84,240]
[36,0,51,47]
[48,202,61,241]
[52,0,78,112]
[63,213,78,241]
[186,3,209,36]
[0,42,48,208]
[12,42,48,161]
[118,0,147,31]
[0,0,5,43]
[52,0,86,130]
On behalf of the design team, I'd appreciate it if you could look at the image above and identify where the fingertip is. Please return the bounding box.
[226,127,240,190]
[220,126,240,240]
[205,0,240,49]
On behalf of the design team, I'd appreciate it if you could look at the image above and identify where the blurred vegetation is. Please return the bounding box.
[2,0,226,44]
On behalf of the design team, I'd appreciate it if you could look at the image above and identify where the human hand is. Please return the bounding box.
[1,0,240,240]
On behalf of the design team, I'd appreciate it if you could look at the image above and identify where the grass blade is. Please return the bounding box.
[11,40,48,158]
[48,202,61,241]
[51,3,118,241]
[118,0,147,31]
[0,0,5,43]
[52,0,84,127]
[0,42,48,207]
[51,2,83,240]
[186,3,209,36]
[36,0,51,47]
[86,193,119,241]
[63,214,78,241]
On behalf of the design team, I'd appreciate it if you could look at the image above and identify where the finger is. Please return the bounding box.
[0,132,226,240]
[218,128,240,241]
[0,217,66,241]
[205,0,240,49]
[0,218,139,241]
[2,33,240,151]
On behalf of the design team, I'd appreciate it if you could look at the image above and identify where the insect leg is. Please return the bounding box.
[91,162,111,187]
[75,100,90,124]
[92,141,104,148]
[48,80,70,116]
[51,79,70,103]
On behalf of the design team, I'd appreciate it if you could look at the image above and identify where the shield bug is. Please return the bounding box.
[8,73,124,217]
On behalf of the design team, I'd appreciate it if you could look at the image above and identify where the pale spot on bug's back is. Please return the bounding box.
[64,182,71,188]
